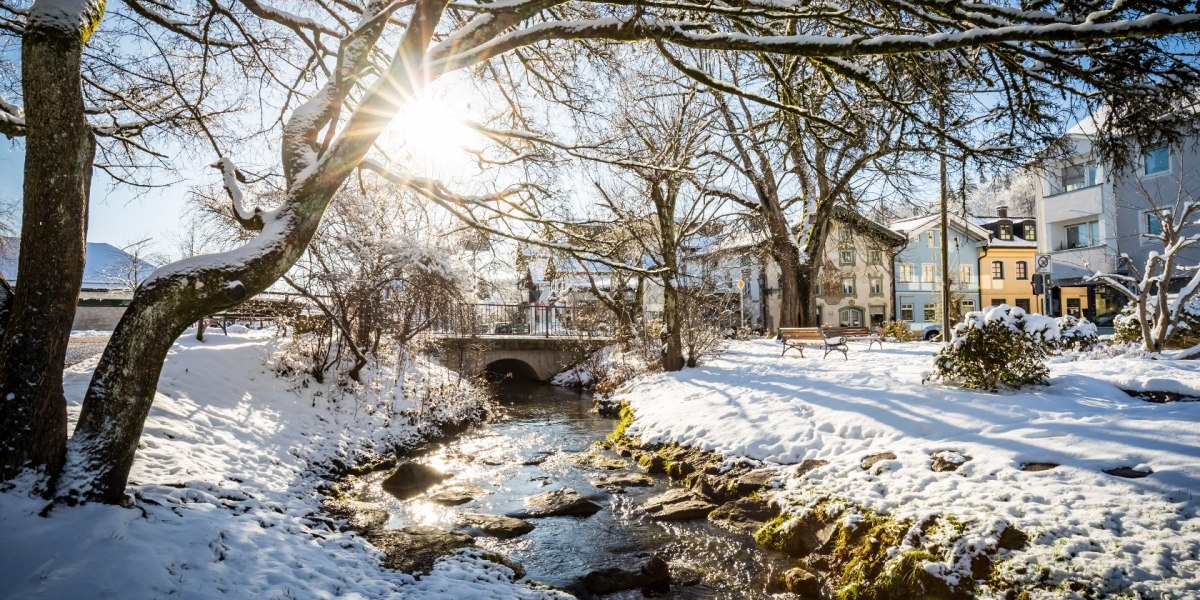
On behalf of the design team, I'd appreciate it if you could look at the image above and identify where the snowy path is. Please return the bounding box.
[615,339,1200,597]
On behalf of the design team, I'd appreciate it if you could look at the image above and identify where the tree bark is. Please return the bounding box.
[61,0,445,503]
[0,11,99,483]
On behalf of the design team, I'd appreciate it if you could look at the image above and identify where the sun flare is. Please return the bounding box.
[383,93,482,168]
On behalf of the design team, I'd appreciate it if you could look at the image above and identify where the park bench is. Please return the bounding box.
[780,326,883,360]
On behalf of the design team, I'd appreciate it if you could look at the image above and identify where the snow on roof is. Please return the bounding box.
[0,237,158,291]
[968,216,1038,248]
[889,213,990,241]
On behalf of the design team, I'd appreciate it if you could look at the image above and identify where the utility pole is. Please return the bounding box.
[938,74,952,347]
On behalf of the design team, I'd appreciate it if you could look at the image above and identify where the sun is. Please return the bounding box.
[382,91,483,170]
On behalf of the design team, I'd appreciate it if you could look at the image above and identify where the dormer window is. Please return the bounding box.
[1022,224,1036,241]
[998,223,1012,240]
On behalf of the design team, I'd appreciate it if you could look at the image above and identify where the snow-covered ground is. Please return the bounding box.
[614,339,1200,597]
[0,331,566,600]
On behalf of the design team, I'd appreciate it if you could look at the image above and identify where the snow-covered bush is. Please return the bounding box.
[1054,315,1099,351]
[1112,297,1200,351]
[929,305,1057,391]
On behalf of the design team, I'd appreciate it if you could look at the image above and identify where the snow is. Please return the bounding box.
[0,237,157,291]
[614,339,1200,596]
[0,331,568,600]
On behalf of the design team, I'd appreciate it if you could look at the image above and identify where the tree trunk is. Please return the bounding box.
[661,277,684,371]
[0,13,99,483]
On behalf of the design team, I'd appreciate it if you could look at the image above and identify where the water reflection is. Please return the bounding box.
[373,381,797,598]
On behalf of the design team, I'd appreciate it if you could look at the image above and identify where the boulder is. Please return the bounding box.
[592,473,655,491]
[427,484,486,506]
[458,513,535,539]
[1020,462,1059,472]
[708,495,777,535]
[930,451,972,473]
[512,488,603,518]
[581,555,671,595]
[793,459,830,478]
[1103,466,1153,479]
[732,470,775,496]
[860,452,898,472]
[381,462,447,500]
[782,566,822,596]
[370,526,473,574]
[642,488,717,521]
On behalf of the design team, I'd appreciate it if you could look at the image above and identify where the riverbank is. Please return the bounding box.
[609,339,1200,598]
[0,331,564,599]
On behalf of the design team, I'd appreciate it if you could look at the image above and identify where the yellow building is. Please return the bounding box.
[973,209,1039,313]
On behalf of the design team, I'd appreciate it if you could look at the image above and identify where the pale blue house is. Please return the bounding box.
[889,215,989,339]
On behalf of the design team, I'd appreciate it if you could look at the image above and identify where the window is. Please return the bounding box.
[923,305,936,322]
[1145,211,1164,237]
[840,228,853,244]
[900,263,915,282]
[922,264,936,283]
[1066,298,1082,317]
[741,266,752,284]
[839,249,855,266]
[1022,224,1036,241]
[992,298,1006,307]
[999,223,1013,240]
[740,254,751,267]
[959,264,973,284]
[991,261,1005,280]
[927,231,937,247]
[900,303,914,321]
[1015,298,1031,312]
[1015,261,1028,280]
[841,276,856,296]
[1144,146,1169,176]
[961,300,976,314]
[815,281,822,296]
[869,249,883,265]
[869,276,883,296]
[1065,221,1100,249]
[1062,163,1097,191]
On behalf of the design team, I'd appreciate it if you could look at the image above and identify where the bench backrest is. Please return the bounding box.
[780,326,875,339]
[779,327,822,340]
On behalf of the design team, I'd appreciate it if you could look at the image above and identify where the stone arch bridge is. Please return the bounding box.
[436,335,612,381]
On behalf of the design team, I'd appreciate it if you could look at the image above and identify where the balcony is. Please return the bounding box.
[1047,245,1118,277]
[1043,184,1103,224]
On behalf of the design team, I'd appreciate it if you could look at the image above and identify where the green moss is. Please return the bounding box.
[754,515,794,552]
[606,402,635,444]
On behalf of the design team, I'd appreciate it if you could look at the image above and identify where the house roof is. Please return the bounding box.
[889,213,991,241]
[834,206,906,245]
[968,216,1038,248]
[0,237,158,291]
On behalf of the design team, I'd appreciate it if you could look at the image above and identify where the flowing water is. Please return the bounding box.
[369,381,799,599]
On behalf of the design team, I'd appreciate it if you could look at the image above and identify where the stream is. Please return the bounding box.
[368,381,799,598]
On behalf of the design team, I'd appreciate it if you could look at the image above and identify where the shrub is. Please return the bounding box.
[1113,298,1200,350]
[1054,315,1099,351]
[929,305,1057,392]
[880,320,917,342]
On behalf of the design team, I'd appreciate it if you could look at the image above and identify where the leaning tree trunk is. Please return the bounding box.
[0,2,103,483]
[59,0,444,503]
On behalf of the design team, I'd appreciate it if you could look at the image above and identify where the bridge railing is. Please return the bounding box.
[427,303,613,338]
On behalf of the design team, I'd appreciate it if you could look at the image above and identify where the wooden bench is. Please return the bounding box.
[780,326,883,360]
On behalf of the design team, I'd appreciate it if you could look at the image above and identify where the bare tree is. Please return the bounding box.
[0,0,1191,501]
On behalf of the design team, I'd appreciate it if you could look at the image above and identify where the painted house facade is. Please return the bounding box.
[889,214,989,338]
[811,209,906,328]
[973,207,1039,313]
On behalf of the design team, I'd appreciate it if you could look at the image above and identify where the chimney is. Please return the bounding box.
[996,205,1009,218]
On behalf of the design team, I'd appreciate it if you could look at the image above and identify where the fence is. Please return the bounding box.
[429,303,614,338]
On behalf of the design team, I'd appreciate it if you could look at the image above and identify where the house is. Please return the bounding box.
[680,227,769,332]
[1032,112,1200,320]
[889,213,989,338]
[811,208,906,328]
[0,237,158,330]
[972,207,1039,313]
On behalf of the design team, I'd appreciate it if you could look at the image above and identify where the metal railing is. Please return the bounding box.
[427,303,615,338]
